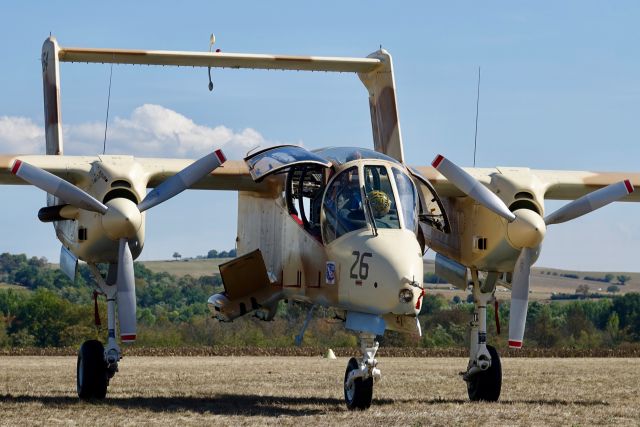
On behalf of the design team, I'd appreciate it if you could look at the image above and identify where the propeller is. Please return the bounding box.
[116,238,137,342]
[432,155,516,221]
[10,149,227,343]
[432,154,634,348]
[506,247,534,348]
[138,149,226,212]
[10,160,108,214]
[544,180,633,225]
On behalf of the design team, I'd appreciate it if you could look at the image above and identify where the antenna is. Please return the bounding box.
[208,33,216,91]
[473,66,481,167]
[102,60,114,155]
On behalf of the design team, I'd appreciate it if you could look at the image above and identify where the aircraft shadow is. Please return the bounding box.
[0,393,398,417]
[0,394,607,416]
[421,397,609,406]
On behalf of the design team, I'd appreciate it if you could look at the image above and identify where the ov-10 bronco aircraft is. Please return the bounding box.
[1,36,639,409]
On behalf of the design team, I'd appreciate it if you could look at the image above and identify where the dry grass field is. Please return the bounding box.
[139,259,228,277]
[0,356,638,426]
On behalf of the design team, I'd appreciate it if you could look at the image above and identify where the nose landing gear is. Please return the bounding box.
[343,332,381,410]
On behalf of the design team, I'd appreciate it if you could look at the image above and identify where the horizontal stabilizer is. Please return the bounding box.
[59,47,382,73]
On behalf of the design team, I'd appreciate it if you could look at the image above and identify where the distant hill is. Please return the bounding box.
[421,259,639,301]
[40,256,640,301]
[140,258,230,278]
[40,258,640,301]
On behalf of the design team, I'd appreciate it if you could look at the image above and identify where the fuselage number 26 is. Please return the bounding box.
[350,251,372,281]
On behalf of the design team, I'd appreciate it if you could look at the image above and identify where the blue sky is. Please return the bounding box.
[0,1,639,271]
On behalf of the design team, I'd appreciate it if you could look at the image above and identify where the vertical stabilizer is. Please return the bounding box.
[42,36,63,155]
[359,50,404,163]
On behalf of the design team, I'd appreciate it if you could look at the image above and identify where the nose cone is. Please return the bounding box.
[102,198,143,240]
[329,229,423,316]
[507,209,546,249]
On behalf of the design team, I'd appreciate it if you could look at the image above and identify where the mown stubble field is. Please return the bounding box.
[0,356,638,426]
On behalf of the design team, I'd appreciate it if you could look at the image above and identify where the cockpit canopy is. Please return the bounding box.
[244,145,449,248]
[313,147,402,167]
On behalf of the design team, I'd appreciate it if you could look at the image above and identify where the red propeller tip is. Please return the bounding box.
[121,334,136,342]
[215,149,226,164]
[624,179,634,194]
[432,155,444,168]
[10,160,22,175]
[508,340,523,349]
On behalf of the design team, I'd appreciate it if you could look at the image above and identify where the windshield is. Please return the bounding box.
[392,167,418,233]
[321,164,419,243]
[363,165,400,230]
[322,167,365,243]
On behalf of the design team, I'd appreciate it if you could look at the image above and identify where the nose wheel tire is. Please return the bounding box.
[77,340,108,399]
[467,344,502,402]
[344,357,373,410]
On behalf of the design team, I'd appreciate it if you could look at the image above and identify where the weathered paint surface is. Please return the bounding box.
[359,50,404,163]
[42,37,63,156]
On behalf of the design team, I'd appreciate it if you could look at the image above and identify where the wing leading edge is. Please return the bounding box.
[414,165,640,202]
[0,155,269,193]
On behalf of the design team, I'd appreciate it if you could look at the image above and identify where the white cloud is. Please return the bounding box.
[0,116,45,154]
[0,104,275,159]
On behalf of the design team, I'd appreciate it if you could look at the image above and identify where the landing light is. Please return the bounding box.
[399,289,413,304]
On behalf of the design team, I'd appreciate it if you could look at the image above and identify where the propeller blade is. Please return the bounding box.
[116,238,137,343]
[432,155,516,222]
[544,180,634,225]
[138,149,226,212]
[10,160,108,214]
[508,247,534,349]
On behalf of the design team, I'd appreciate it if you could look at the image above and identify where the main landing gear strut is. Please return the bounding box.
[77,264,121,399]
[461,270,502,401]
[343,332,381,410]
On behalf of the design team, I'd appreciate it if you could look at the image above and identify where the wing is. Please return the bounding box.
[534,169,640,201]
[0,154,272,193]
[0,154,92,185]
[413,165,640,202]
[138,158,271,192]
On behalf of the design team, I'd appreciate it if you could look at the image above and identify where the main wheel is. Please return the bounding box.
[77,340,108,399]
[344,357,373,410]
[467,344,502,402]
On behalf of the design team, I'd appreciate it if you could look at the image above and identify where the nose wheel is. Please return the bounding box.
[343,332,380,410]
[344,357,374,410]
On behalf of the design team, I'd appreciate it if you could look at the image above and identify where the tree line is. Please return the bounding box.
[0,252,639,349]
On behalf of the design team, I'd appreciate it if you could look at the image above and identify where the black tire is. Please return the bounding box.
[77,340,108,399]
[467,344,502,402]
[344,357,373,410]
